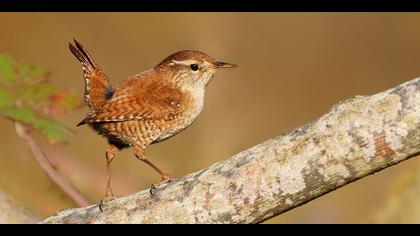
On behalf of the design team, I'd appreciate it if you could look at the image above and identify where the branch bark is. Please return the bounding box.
[42,78,420,224]
[14,122,90,207]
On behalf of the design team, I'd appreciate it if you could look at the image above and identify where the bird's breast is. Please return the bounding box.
[156,88,205,142]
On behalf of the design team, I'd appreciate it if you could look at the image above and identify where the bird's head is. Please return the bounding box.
[154,50,236,90]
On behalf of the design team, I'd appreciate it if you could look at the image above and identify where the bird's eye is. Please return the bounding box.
[190,64,199,71]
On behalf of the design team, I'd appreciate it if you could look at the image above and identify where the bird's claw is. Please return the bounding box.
[149,174,174,196]
[98,195,116,212]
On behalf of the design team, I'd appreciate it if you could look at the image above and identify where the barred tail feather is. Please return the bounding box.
[69,39,113,113]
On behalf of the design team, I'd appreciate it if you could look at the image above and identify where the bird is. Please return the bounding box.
[68,39,236,207]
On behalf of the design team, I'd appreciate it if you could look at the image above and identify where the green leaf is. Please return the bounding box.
[18,83,81,114]
[17,63,48,83]
[32,118,67,144]
[1,107,36,124]
[1,107,68,144]
[0,54,16,85]
[46,89,81,112]
[0,53,78,144]
[0,53,48,85]
[0,90,13,109]
[20,83,56,103]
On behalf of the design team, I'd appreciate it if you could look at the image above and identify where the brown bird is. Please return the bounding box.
[68,39,236,205]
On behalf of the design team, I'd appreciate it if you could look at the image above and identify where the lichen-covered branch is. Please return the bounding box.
[42,78,420,224]
[0,189,38,224]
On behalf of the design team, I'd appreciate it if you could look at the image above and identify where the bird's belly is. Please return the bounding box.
[90,120,163,147]
[91,114,199,147]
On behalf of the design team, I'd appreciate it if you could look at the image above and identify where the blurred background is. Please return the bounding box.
[0,13,419,223]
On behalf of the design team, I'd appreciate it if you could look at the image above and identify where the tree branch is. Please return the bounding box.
[0,189,38,224]
[42,78,419,224]
[14,122,90,207]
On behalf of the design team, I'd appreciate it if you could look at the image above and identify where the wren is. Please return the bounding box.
[69,39,236,206]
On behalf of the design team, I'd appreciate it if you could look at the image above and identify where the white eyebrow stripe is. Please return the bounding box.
[171,60,198,66]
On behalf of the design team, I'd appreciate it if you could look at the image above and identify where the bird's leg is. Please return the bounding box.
[134,146,174,195]
[99,144,118,211]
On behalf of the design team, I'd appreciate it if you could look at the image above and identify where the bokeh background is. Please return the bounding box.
[0,13,419,223]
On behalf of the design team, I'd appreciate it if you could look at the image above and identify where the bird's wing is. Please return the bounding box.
[77,82,184,126]
[69,39,113,111]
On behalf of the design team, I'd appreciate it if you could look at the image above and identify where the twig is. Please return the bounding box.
[14,122,90,207]
[42,78,419,224]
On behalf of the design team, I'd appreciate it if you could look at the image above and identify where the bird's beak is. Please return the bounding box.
[214,61,237,69]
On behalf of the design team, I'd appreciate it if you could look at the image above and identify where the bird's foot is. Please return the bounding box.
[98,195,117,212]
[149,174,174,196]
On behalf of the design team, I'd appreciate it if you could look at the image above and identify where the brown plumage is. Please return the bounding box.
[69,39,236,205]
[69,40,113,112]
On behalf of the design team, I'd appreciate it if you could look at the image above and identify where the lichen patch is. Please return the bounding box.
[278,143,312,195]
